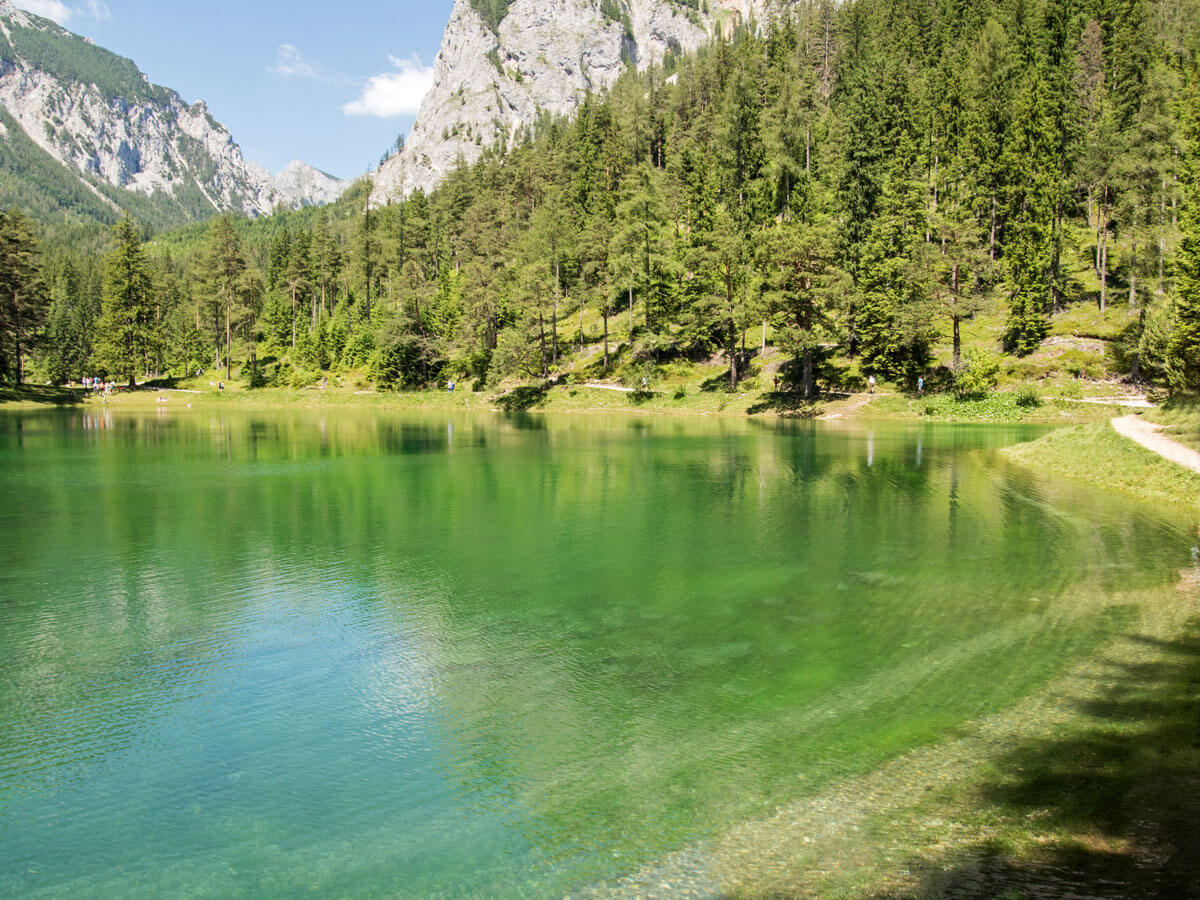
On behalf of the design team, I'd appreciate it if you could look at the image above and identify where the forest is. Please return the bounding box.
[2,0,1200,398]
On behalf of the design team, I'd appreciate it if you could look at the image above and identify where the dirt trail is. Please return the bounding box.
[1111,414,1200,474]
[818,392,874,420]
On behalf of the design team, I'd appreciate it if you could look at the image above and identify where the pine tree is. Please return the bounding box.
[0,209,48,384]
[198,216,253,382]
[1166,72,1200,392]
[94,217,156,387]
[763,214,838,397]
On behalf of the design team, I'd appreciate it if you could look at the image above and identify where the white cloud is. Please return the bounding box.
[270,44,323,80]
[13,0,110,24]
[13,1,73,23]
[342,56,433,118]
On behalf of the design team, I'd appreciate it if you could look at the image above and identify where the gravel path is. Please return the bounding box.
[1111,414,1200,474]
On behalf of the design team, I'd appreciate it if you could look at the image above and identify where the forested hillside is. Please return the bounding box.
[4,0,1200,398]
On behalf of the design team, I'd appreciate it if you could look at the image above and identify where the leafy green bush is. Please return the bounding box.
[954,349,1000,400]
[920,391,1041,421]
[1014,385,1041,408]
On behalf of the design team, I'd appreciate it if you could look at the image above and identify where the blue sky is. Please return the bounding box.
[13,0,452,179]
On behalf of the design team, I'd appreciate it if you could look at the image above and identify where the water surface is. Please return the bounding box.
[0,409,1192,896]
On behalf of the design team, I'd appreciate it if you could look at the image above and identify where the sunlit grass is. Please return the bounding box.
[1003,422,1200,513]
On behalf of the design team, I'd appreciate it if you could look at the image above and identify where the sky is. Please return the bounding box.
[12,0,453,179]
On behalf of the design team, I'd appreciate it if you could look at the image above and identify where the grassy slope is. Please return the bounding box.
[1003,422,1200,513]
[1145,400,1200,452]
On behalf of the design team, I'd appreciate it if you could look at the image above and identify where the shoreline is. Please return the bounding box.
[8,384,1194,514]
[3,382,1134,425]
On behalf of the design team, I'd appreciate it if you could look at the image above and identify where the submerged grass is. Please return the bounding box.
[1002,422,1200,513]
[595,580,1200,899]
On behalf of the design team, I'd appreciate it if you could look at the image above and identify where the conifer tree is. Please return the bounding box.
[1166,72,1200,392]
[0,209,48,383]
[763,213,838,397]
[94,217,155,387]
[199,216,253,381]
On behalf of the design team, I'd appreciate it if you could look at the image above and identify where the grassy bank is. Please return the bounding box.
[1146,399,1200,452]
[1003,422,1200,513]
[17,376,1137,427]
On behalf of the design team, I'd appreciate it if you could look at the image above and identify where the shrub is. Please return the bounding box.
[1014,385,1041,408]
[954,350,1000,400]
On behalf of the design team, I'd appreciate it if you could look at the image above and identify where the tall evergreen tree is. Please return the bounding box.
[199,216,253,381]
[94,218,156,387]
[0,210,48,383]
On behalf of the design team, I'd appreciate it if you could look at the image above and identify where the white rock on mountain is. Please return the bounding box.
[370,0,781,204]
[274,161,351,208]
[0,0,346,218]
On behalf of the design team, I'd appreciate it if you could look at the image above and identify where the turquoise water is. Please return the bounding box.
[0,409,1192,897]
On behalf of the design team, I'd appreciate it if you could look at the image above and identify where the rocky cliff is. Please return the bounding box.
[370,0,780,204]
[0,1,347,223]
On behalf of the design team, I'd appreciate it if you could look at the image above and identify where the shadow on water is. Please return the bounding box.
[869,617,1200,900]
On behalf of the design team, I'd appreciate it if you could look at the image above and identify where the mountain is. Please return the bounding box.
[273,160,351,208]
[370,0,779,204]
[0,1,347,227]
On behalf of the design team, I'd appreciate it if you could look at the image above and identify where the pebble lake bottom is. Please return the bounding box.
[0,409,1194,897]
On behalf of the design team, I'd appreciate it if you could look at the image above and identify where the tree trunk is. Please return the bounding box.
[989,195,998,260]
[1129,235,1137,309]
[602,306,609,371]
[728,322,739,389]
[1131,310,1145,380]
[952,314,962,372]
[628,271,635,342]
[1051,203,1064,314]
[1099,202,1108,312]
[552,258,560,366]
[1160,181,1167,296]
[225,291,232,382]
[538,309,547,378]
[802,347,814,399]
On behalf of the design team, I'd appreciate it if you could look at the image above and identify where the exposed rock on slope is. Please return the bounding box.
[371,0,779,204]
[273,161,351,209]
[0,1,346,222]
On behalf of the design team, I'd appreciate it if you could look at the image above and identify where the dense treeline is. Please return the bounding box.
[3,0,1200,396]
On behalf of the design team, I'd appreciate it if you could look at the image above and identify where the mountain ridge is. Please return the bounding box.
[370,0,782,204]
[0,0,349,226]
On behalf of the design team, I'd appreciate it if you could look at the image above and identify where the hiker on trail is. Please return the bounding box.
[917,376,924,396]
[867,375,876,394]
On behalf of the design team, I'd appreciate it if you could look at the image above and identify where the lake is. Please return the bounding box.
[0,408,1193,897]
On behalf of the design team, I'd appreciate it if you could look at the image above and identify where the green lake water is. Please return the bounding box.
[0,408,1194,897]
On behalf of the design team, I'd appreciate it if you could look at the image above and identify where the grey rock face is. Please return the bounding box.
[274,161,352,209]
[370,0,781,205]
[0,1,344,217]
